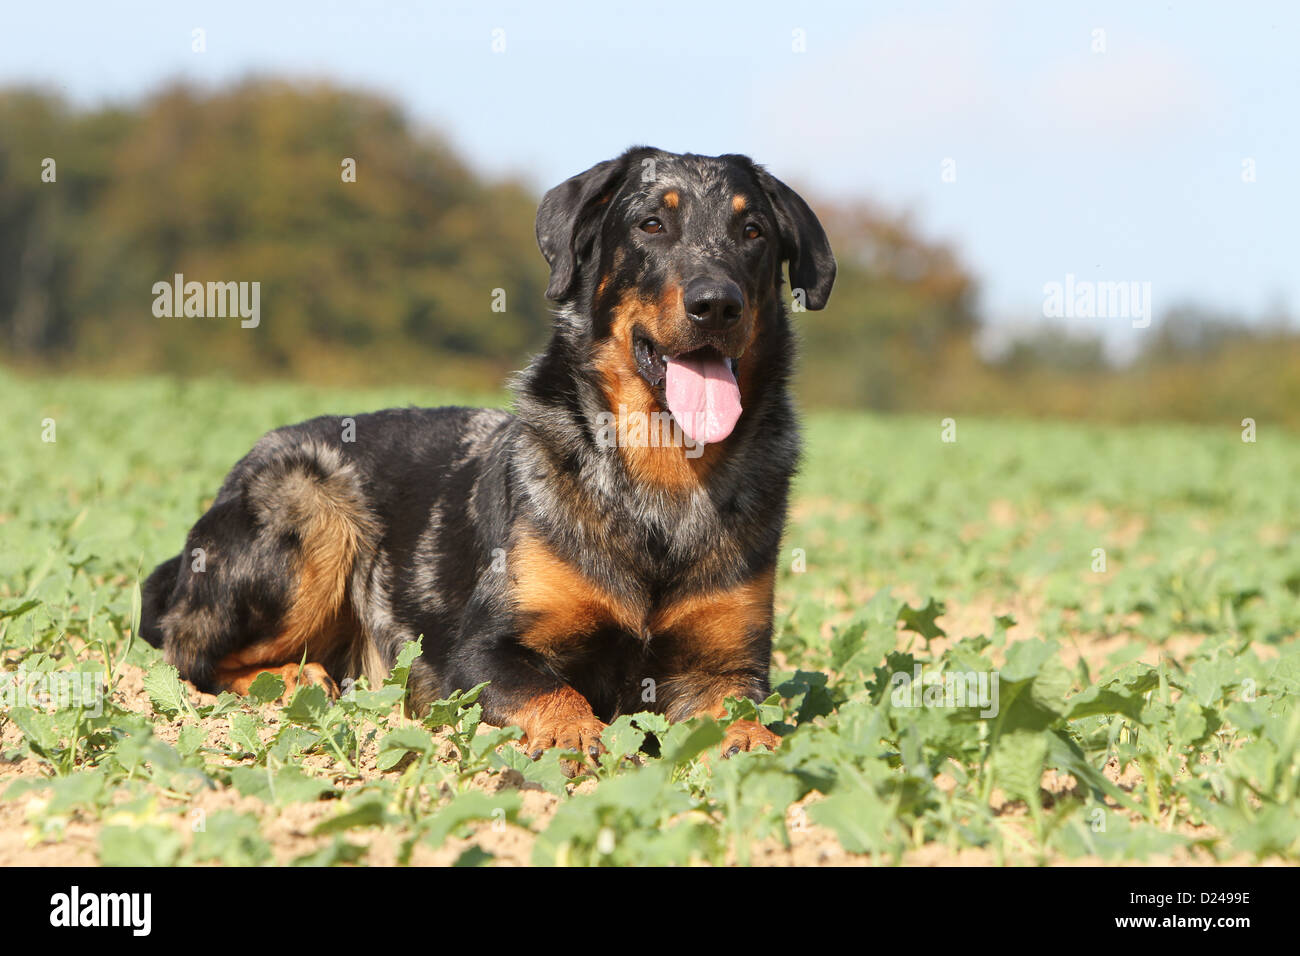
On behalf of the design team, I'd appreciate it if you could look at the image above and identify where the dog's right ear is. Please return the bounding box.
[536,157,626,302]
[751,166,836,311]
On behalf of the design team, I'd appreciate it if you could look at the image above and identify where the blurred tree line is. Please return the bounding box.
[1,81,547,388]
[2,80,1297,425]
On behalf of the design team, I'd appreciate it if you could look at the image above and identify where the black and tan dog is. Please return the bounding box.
[141,147,835,761]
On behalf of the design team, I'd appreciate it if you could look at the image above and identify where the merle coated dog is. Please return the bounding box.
[141,147,835,762]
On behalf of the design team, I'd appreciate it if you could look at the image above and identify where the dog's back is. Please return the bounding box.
[141,406,514,703]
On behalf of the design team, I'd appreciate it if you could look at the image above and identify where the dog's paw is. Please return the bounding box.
[225,662,338,700]
[283,662,339,699]
[511,687,606,776]
[521,714,607,762]
[720,719,781,757]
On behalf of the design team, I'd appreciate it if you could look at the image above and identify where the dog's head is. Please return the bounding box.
[536,148,835,446]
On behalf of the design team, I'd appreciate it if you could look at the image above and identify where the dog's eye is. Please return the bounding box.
[744,223,763,240]
[639,218,665,235]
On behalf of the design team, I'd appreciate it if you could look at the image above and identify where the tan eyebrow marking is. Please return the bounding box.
[732,194,747,213]
[663,191,679,209]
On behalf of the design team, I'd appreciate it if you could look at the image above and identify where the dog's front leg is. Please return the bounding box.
[448,594,607,771]
[649,569,783,755]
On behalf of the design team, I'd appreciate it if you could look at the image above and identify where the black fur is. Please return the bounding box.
[141,147,835,737]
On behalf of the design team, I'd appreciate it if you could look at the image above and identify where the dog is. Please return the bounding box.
[140,146,835,762]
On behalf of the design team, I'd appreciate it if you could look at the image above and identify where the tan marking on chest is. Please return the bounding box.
[650,568,775,667]
[509,531,642,656]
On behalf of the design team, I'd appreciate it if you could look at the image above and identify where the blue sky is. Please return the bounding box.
[3,1,1295,354]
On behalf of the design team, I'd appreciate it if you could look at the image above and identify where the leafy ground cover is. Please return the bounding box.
[1,370,1297,865]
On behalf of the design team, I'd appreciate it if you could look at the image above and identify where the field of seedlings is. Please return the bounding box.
[2,369,1297,866]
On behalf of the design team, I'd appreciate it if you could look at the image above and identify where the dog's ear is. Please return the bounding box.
[752,167,836,310]
[536,157,626,302]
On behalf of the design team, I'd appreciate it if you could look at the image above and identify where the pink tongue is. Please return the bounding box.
[664,352,743,445]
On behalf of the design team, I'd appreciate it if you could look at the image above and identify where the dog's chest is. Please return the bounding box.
[506,523,772,672]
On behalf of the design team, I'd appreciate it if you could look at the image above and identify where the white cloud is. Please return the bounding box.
[750,10,1217,187]
[1030,47,1213,137]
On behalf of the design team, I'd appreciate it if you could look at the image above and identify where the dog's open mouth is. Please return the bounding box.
[633,331,742,445]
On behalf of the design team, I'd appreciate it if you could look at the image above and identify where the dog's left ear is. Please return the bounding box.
[753,167,837,310]
[536,157,626,302]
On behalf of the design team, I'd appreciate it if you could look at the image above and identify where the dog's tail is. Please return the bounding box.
[139,554,182,649]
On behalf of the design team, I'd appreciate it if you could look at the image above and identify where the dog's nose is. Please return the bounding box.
[683,277,744,332]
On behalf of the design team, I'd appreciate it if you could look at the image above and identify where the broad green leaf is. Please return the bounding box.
[453,846,495,867]
[1066,664,1158,721]
[897,598,947,645]
[229,765,335,806]
[991,727,1048,805]
[283,683,332,727]
[376,726,435,771]
[191,811,273,866]
[314,799,393,835]
[142,662,193,718]
[176,723,206,755]
[422,790,520,849]
[228,712,264,757]
[808,788,896,855]
[8,707,59,752]
[602,715,646,759]
[99,824,184,866]
[662,719,725,766]
[291,837,368,867]
[0,599,41,621]
[385,637,424,690]
[246,671,286,704]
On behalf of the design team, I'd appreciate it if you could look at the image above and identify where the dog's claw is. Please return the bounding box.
[719,719,781,756]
